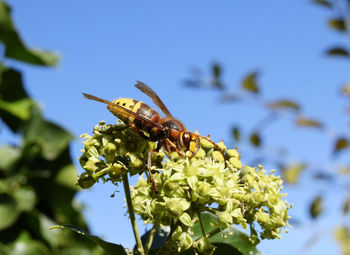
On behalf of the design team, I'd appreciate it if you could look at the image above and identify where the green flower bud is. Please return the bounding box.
[163,180,180,192]
[86,146,99,158]
[216,141,227,152]
[83,158,99,172]
[108,163,123,181]
[226,148,239,159]
[216,210,233,229]
[212,151,225,162]
[164,197,190,216]
[77,172,95,189]
[250,191,266,205]
[194,148,206,159]
[194,237,216,255]
[197,181,210,197]
[231,208,244,224]
[104,142,117,154]
[200,138,214,151]
[255,211,270,226]
[229,157,242,169]
[172,226,193,252]
[179,212,193,227]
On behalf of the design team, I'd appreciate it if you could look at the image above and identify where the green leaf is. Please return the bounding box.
[267,100,300,112]
[242,71,259,94]
[0,2,59,66]
[9,231,49,255]
[191,212,260,255]
[50,225,127,255]
[296,117,322,129]
[0,145,20,171]
[326,47,350,57]
[55,164,80,190]
[0,66,30,132]
[312,0,332,8]
[249,132,261,147]
[23,108,74,160]
[328,18,347,32]
[13,186,37,212]
[310,195,323,219]
[0,98,33,120]
[0,193,21,230]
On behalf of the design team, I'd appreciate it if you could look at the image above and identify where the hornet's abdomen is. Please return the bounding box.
[107,98,161,138]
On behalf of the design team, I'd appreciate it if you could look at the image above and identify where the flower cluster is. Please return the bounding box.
[77,121,163,188]
[78,122,291,254]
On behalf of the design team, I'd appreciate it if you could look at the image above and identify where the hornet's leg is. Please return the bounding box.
[164,138,186,158]
[147,150,158,193]
[146,140,163,193]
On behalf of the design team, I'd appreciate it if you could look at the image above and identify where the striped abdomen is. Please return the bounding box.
[107,98,161,139]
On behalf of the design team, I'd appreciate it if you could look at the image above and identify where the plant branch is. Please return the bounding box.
[197,212,206,237]
[122,171,145,255]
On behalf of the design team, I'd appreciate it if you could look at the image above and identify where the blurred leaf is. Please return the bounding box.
[55,164,80,190]
[296,117,323,129]
[310,195,323,219]
[220,93,240,102]
[50,225,127,255]
[334,226,350,255]
[341,83,350,97]
[249,132,261,147]
[211,63,224,89]
[343,197,350,216]
[38,213,63,248]
[313,171,334,181]
[333,137,350,155]
[267,99,300,111]
[0,193,21,230]
[0,145,20,171]
[9,231,49,255]
[326,47,349,57]
[0,98,33,120]
[328,18,347,32]
[282,163,307,184]
[339,166,350,175]
[231,126,240,142]
[0,66,30,132]
[312,0,332,7]
[191,212,260,255]
[13,186,37,212]
[0,2,59,66]
[242,71,259,94]
[23,108,74,160]
[213,63,221,78]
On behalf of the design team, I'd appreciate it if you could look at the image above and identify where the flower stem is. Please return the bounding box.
[122,172,145,255]
[144,224,158,255]
[197,212,206,237]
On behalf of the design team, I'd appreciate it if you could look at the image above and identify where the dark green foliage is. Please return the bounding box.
[0,1,101,254]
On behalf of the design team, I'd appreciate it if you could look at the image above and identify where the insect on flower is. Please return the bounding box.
[83,81,225,191]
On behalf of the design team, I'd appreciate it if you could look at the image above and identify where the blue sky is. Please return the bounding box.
[4,0,350,254]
